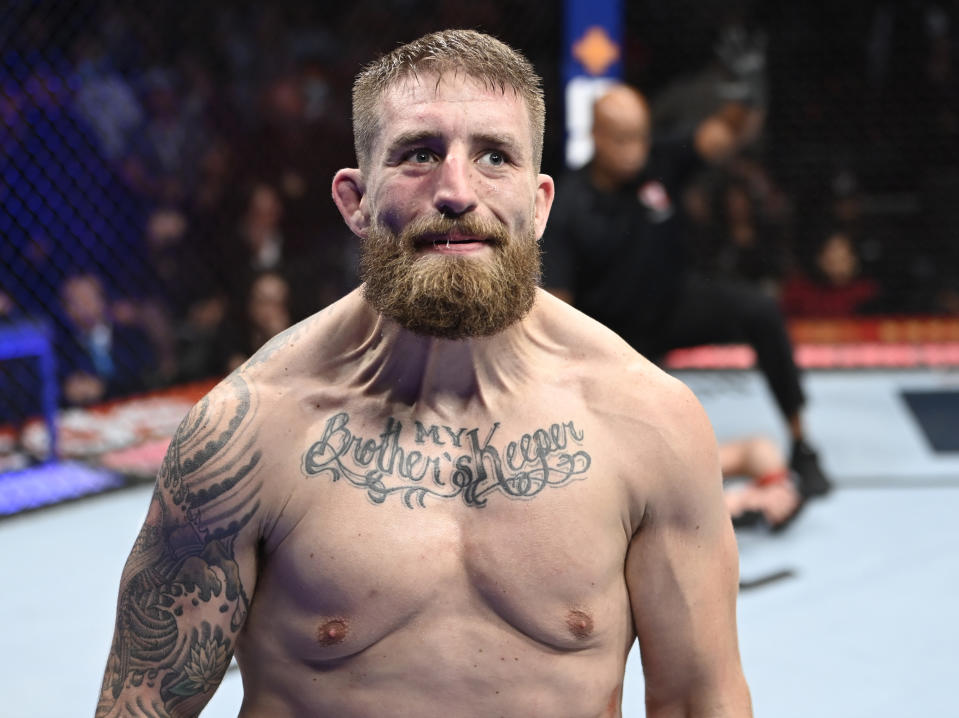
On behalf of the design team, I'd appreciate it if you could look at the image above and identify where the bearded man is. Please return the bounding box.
[96,30,751,718]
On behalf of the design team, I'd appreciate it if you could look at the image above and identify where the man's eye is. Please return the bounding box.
[410,149,434,163]
[481,151,506,166]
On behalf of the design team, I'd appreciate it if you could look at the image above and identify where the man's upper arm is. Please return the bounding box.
[625,381,751,717]
[96,374,266,718]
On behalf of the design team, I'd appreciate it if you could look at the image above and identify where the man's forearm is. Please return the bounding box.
[646,681,753,718]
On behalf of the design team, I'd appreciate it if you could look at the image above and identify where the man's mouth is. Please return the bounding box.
[418,234,491,252]
[433,236,481,245]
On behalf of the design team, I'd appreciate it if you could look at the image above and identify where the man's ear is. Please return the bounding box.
[533,173,555,240]
[332,168,370,237]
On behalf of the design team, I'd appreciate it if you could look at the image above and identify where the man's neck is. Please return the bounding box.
[350,300,541,412]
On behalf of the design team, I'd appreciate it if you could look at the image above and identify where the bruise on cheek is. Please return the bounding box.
[317,618,349,646]
[566,609,594,640]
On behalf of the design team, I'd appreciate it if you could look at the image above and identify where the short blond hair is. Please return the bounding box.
[352,29,546,172]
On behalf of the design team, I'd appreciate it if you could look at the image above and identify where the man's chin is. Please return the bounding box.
[388,302,529,340]
[360,222,540,340]
[367,277,535,341]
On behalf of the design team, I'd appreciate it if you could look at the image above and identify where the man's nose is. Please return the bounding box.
[432,155,478,218]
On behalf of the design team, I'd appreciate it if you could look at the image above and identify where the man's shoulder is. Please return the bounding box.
[239,290,365,378]
[537,297,715,519]
[533,291,686,408]
[186,297,358,432]
[548,295,707,423]
[594,347,701,433]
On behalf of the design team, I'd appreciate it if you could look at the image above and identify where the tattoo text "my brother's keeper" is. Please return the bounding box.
[302,412,591,508]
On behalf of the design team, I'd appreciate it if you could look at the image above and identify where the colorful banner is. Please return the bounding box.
[563,0,623,168]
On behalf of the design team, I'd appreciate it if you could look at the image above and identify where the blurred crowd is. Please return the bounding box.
[0,0,957,418]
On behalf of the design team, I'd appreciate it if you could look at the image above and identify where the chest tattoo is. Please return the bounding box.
[302,412,592,508]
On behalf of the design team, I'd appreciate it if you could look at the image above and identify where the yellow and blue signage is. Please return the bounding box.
[563,0,623,168]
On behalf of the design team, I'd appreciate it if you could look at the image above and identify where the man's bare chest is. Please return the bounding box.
[250,405,634,662]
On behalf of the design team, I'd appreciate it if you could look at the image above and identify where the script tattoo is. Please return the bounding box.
[96,374,262,717]
[303,412,591,508]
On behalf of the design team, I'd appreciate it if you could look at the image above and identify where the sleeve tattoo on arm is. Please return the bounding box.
[97,374,263,718]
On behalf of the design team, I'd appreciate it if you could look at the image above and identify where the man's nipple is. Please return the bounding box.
[317,618,349,646]
[566,609,594,640]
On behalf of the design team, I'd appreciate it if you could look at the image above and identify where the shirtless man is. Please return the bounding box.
[96,30,751,718]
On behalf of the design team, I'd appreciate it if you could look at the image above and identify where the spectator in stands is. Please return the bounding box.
[233,70,356,307]
[70,33,144,161]
[1,60,147,317]
[122,67,208,206]
[780,228,882,318]
[159,141,246,382]
[214,269,293,373]
[237,70,352,238]
[144,207,203,321]
[709,177,789,294]
[141,205,227,383]
[217,178,343,327]
[55,273,156,407]
[191,138,240,223]
[542,80,831,500]
[239,181,287,274]
[216,180,290,310]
